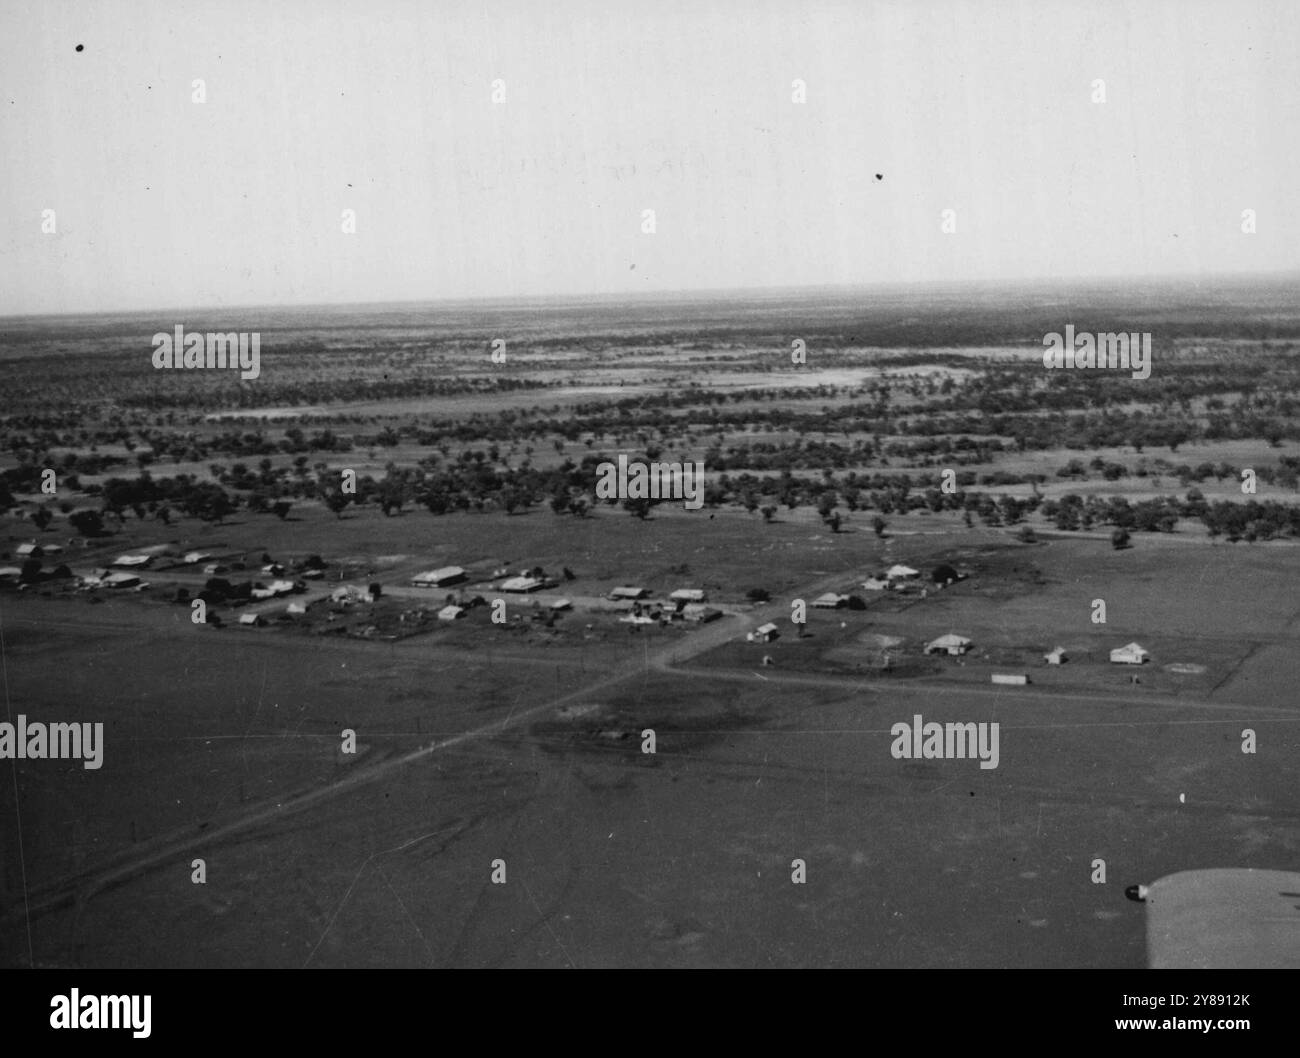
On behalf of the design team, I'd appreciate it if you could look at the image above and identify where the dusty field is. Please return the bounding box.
[3,518,1297,968]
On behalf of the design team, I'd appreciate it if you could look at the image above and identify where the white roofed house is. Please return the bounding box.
[410,566,467,588]
[748,622,780,643]
[669,588,706,604]
[862,577,890,591]
[925,633,972,656]
[16,542,43,558]
[609,586,649,601]
[437,604,466,621]
[1043,646,1068,665]
[886,564,920,581]
[812,592,849,609]
[238,612,265,627]
[113,553,153,568]
[1110,642,1150,665]
[501,575,545,593]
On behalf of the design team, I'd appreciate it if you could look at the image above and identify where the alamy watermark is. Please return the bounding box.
[152,324,261,380]
[890,713,999,769]
[595,454,705,511]
[0,715,104,769]
[1042,325,1151,380]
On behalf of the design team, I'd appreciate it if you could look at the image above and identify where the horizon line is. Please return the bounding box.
[3,267,1298,324]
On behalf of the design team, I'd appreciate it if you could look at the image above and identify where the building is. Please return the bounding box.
[238,613,265,627]
[812,592,849,609]
[886,564,920,581]
[862,577,890,591]
[682,604,722,623]
[669,588,706,604]
[16,543,43,558]
[0,566,23,581]
[549,598,573,612]
[112,554,153,568]
[1043,646,1068,665]
[1110,642,1150,665]
[748,622,780,643]
[437,604,466,621]
[608,586,649,601]
[183,551,212,565]
[501,575,545,593]
[410,566,467,588]
[925,633,972,656]
[991,673,1029,686]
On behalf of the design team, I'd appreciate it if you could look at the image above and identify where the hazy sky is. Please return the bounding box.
[1,0,1297,315]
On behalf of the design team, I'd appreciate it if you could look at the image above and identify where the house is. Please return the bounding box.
[113,554,153,568]
[925,633,971,656]
[261,563,286,575]
[501,575,545,593]
[549,598,573,612]
[682,605,722,623]
[609,586,649,601]
[238,613,265,627]
[886,564,920,581]
[15,543,42,558]
[437,604,466,621]
[862,577,890,591]
[411,566,466,588]
[748,622,780,643]
[991,673,1029,686]
[619,613,656,625]
[286,602,307,615]
[1043,646,1068,665]
[0,566,23,581]
[1110,642,1150,665]
[670,588,706,604]
[812,592,849,609]
[183,551,212,565]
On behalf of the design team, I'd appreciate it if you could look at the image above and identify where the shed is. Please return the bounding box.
[1043,646,1068,665]
[749,622,780,643]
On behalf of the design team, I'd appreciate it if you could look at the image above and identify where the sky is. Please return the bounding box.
[1,0,1297,315]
